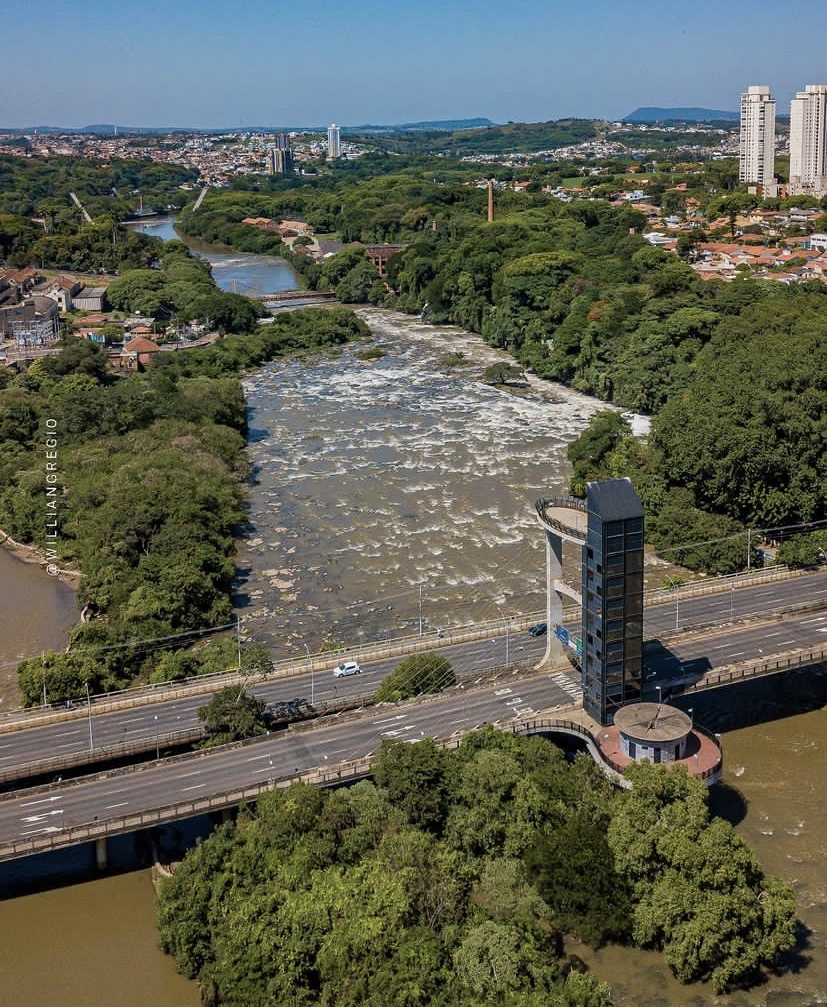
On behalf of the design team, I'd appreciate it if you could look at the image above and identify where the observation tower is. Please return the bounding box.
[535,478,644,726]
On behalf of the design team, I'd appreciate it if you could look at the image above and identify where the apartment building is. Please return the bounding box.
[789,84,827,197]
[739,85,777,194]
[327,124,341,161]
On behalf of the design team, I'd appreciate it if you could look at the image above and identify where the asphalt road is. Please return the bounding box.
[0,668,581,849]
[0,571,825,784]
[1,572,826,852]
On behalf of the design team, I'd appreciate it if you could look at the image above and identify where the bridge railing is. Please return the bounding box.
[679,643,827,695]
[0,564,820,735]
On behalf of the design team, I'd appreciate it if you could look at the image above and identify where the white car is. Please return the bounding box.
[332,660,362,678]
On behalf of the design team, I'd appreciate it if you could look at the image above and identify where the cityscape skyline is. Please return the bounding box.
[3,0,827,130]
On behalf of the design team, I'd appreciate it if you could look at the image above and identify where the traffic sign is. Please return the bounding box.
[554,624,569,646]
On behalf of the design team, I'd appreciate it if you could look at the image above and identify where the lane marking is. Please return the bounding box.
[181,783,206,791]
[104,802,128,810]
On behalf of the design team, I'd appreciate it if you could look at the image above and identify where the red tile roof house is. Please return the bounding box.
[118,335,161,370]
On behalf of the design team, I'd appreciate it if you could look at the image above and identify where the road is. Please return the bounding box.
[0,668,579,852]
[0,570,825,784]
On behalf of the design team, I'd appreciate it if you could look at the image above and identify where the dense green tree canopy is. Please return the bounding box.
[157,730,796,1005]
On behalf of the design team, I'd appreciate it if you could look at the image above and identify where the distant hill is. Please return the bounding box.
[346,118,494,133]
[0,118,496,136]
[623,107,738,123]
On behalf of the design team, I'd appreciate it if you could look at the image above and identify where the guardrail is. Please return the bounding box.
[678,643,827,695]
[0,564,820,734]
[0,705,732,862]
[0,726,207,785]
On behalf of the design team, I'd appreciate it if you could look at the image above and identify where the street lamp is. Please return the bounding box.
[154,714,159,760]
[85,682,94,751]
[303,643,314,706]
[419,583,424,637]
[496,606,510,667]
[655,684,663,706]
[675,584,680,631]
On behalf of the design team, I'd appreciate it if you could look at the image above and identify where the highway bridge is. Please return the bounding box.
[0,568,824,864]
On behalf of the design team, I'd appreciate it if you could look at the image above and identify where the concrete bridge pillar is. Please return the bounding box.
[95,836,108,871]
[542,528,564,665]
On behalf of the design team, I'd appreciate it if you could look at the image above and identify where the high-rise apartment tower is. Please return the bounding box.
[327,124,341,161]
[739,85,776,192]
[789,84,827,197]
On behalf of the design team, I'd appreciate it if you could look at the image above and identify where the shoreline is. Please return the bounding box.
[0,529,81,587]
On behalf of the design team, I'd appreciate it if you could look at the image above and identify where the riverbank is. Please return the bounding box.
[0,528,80,586]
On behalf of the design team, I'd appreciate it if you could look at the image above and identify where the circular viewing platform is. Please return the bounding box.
[535,496,588,544]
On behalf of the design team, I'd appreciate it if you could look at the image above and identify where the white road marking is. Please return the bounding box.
[104,802,128,810]
[373,715,407,726]
[494,688,513,696]
[181,783,206,792]
[20,796,62,808]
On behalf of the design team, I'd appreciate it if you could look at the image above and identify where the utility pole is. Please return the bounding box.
[236,616,242,671]
[419,583,423,637]
[85,682,94,751]
[747,528,752,571]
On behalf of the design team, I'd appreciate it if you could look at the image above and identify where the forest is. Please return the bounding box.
[157,728,797,1006]
[0,154,195,271]
[2,307,370,704]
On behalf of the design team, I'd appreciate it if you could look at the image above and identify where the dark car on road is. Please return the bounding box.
[528,621,548,637]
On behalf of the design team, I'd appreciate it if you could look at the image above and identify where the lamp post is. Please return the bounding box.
[730,584,734,621]
[418,583,424,637]
[303,643,314,706]
[496,606,510,667]
[85,682,94,751]
[154,714,159,761]
[655,684,662,706]
[675,584,680,631]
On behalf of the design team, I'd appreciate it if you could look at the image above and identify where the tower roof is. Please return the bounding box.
[586,478,644,521]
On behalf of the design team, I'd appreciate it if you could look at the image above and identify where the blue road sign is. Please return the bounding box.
[554,624,570,646]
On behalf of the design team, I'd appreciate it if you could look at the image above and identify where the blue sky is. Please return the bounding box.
[4,0,826,128]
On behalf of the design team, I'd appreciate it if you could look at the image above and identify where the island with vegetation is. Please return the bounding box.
[158,728,797,1005]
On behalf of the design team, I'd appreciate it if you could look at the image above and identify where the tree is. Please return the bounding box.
[481,362,526,386]
[776,530,827,568]
[374,651,455,703]
[373,737,449,832]
[197,686,269,746]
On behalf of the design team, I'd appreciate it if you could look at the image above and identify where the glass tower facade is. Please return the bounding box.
[581,479,644,725]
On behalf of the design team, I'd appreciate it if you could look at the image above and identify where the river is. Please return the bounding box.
[0,547,78,712]
[0,261,824,1005]
[127,215,298,296]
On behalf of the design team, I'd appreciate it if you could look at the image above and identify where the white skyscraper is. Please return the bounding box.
[789,84,827,197]
[739,85,776,193]
[327,123,341,161]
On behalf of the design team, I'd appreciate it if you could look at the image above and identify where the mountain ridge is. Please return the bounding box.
[623,106,738,123]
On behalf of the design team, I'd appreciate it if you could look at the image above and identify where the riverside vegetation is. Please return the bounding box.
[157,729,797,1005]
[174,159,827,573]
[1,300,369,704]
